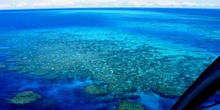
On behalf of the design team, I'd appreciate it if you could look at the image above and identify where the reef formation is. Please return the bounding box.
[5,39,212,97]
[117,101,145,110]
[10,91,41,105]
[84,84,108,95]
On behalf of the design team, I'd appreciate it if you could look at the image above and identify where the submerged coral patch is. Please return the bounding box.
[117,101,145,110]
[84,84,108,95]
[10,91,41,105]
[6,38,212,97]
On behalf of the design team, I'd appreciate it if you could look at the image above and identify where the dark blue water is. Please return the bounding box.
[0,8,219,110]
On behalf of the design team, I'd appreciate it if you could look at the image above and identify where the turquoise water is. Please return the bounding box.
[0,8,219,110]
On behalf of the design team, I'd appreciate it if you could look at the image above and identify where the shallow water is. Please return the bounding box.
[0,8,219,110]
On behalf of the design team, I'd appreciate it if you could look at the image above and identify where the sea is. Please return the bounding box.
[0,8,219,110]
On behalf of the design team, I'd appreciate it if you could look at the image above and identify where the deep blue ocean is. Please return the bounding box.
[0,8,219,110]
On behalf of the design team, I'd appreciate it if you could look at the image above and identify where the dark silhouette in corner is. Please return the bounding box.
[171,56,220,110]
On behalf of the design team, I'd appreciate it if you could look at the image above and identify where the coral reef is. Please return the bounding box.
[84,84,108,95]
[10,91,41,105]
[6,39,213,96]
[117,101,145,110]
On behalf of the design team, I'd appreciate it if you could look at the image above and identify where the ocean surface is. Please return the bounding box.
[0,8,219,110]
